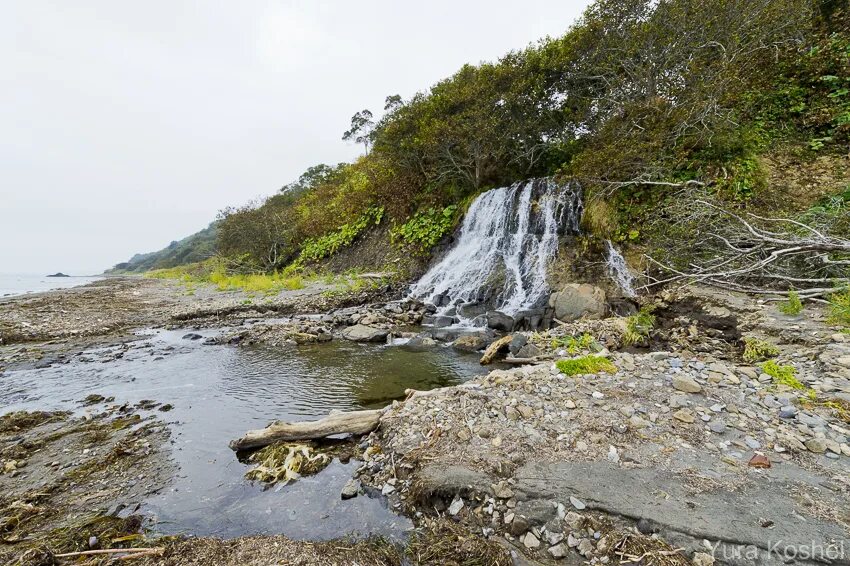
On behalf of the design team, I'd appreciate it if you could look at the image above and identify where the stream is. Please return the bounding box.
[0,328,491,540]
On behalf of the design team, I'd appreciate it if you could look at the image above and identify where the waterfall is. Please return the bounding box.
[605,240,636,297]
[410,178,582,325]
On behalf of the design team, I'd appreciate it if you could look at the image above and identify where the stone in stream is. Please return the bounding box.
[452,335,488,352]
[341,324,390,343]
[486,311,516,332]
[403,336,437,351]
[340,479,359,500]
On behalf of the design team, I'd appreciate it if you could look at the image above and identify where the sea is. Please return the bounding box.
[0,273,103,298]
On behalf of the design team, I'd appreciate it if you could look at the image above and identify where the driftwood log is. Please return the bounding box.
[480,335,513,365]
[229,409,383,452]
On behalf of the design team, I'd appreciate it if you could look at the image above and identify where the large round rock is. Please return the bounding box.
[548,284,607,321]
[341,324,390,343]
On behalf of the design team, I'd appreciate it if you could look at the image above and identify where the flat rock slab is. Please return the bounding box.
[512,459,850,566]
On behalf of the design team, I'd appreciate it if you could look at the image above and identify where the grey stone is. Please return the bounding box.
[341,479,359,500]
[569,496,586,510]
[523,531,541,549]
[548,543,568,559]
[548,284,607,322]
[448,495,464,516]
[516,343,542,359]
[509,515,529,536]
[779,405,797,419]
[451,335,487,352]
[486,311,515,332]
[509,334,529,355]
[403,336,438,351]
[672,374,702,394]
[341,324,390,343]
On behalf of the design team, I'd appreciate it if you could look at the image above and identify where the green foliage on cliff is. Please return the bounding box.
[390,206,458,253]
[297,207,385,264]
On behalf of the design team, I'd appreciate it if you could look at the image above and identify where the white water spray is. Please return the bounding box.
[410,178,581,323]
[605,240,636,298]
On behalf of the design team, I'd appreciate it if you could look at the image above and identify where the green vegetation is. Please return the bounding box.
[743,337,780,363]
[551,333,597,355]
[556,355,617,376]
[828,287,850,327]
[779,290,805,315]
[760,360,806,390]
[297,206,384,264]
[391,205,458,253]
[108,223,217,273]
[146,260,304,294]
[623,306,656,346]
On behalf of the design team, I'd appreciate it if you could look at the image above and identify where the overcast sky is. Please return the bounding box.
[1,1,590,275]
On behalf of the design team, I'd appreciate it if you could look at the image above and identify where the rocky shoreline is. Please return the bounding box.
[1,277,849,565]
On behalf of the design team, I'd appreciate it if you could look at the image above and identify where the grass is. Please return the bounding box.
[556,355,617,376]
[623,305,656,346]
[828,287,850,328]
[551,333,597,355]
[778,290,803,316]
[146,259,305,294]
[742,337,779,363]
[760,360,805,390]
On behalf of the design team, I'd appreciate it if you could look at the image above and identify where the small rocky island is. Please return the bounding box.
[45,272,70,277]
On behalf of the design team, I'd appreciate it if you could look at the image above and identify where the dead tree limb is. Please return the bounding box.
[642,197,850,299]
[229,409,384,452]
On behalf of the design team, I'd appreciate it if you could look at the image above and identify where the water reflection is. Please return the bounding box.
[0,328,488,540]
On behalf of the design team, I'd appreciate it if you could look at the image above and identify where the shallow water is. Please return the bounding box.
[0,329,490,540]
[0,273,103,297]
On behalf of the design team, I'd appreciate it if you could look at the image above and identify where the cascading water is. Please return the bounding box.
[410,178,582,326]
[605,240,636,298]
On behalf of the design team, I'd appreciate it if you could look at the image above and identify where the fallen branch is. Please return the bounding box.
[55,547,164,559]
[480,335,513,365]
[503,356,552,365]
[229,409,384,452]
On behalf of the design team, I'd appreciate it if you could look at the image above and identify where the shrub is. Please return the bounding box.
[551,333,597,355]
[556,355,617,376]
[760,360,804,390]
[391,205,458,253]
[623,306,656,346]
[828,287,850,327]
[742,337,780,363]
[778,290,803,316]
[297,206,384,264]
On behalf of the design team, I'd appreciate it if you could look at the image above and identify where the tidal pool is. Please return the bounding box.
[0,328,490,540]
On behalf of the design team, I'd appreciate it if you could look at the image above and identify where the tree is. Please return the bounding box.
[342,109,375,153]
[384,94,403,112]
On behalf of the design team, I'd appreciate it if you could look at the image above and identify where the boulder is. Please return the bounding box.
[457,302,487,320]
[548,284,607,321]
[341,325,390,343]
[516,343,542,358]
[509,334,529,355]
[486,311,515,332]
[403,336,438,351]
[452,335,488,352]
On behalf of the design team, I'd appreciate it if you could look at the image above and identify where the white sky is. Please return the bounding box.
[1,1,590,274]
